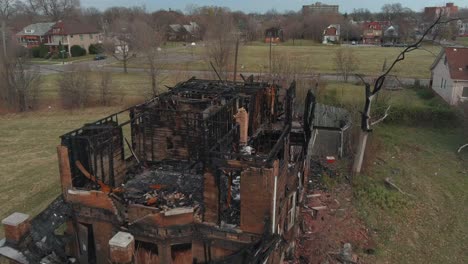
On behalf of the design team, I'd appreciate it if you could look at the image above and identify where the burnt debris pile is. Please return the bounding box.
[123,167,203,210]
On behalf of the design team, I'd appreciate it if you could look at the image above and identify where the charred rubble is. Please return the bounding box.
[0,77,317,264]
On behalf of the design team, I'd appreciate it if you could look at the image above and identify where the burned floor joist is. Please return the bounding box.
[1,78,317,264]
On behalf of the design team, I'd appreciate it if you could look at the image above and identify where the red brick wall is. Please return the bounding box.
[203,170,219,223]
[240,167,274,234]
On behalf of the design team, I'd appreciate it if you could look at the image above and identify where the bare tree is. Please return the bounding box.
[204,7,236,79]
[133,21,167,97]
[0,45,41,112]
[303,13,340,42]
[98,71,113,106]
[0,0,18,57]
[58,65,92,109]
[104,19,134,74]
[334,48,359,83]
[352,14,462,174]
[27,0,79,20]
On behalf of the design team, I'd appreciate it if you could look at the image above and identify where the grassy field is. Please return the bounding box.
[310,84,467,263]
[38,71,194,107]
[0,108,119,237]
[355,124,467,264]
[455,37,468,47]
[121,43,440,79]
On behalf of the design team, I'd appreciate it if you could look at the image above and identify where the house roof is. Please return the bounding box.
[362,21,391,30]
[324,24,340,36]
[16,22,55,36]
[169,24,183,32]
[431,47,468,81]
[52,21,100,35]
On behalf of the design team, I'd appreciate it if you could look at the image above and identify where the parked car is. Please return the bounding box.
[381,42,394,47]
[94,54,107,60]
[351,41,357,45]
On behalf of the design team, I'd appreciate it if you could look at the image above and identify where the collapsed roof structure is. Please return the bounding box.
[0,77,317,264]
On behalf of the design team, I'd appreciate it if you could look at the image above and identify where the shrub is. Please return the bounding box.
[51,52,69,59]
[416,89,435,100]
[70,45,86,57]
[31,46,41,58]
[58,65,92,109]
[88,43,104,54]
[38,44,49,58]
[377,103,459,128]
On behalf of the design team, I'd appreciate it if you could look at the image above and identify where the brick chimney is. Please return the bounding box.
[109,231,135,264]
[446,3,454,7]
[234,108,249,146]
[2,212,31,244]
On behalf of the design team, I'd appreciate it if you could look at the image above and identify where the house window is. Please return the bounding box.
[171,244,192,263]
[440,78,444,89]
[80,34,84,41]
[286,192,296,231]
[89,34,93,39]
[462,87,468,97]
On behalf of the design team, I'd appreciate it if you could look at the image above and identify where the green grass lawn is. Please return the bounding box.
[39,71,190,106]
[0,108,119,237]
[355,124,467,264]
[455,37,468,47]
[121,43,440,79]
[30,54,96,65]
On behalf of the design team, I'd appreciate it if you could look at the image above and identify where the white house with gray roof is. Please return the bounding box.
[16,22,55,48]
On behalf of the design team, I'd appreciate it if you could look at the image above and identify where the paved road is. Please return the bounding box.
[31,58,430,87]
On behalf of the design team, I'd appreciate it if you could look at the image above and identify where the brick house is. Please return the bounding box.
[424,3,458,21]
[0,78,317,264]
[265,27,284,43]
[46,20,103,56]
[361,21,391,44]
[322,24,340,44]
[15,22,55,48]
[430,47,468,105]
[167,22,200,42]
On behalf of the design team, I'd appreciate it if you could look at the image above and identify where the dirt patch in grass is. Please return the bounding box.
[296,184,376,264]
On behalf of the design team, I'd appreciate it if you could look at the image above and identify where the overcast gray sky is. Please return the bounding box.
[81,0,468,13]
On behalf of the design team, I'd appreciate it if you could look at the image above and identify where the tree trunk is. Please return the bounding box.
[151,72,156,96]
[123,57,128,74]
[352,131,369,174]
[2,20,7,58]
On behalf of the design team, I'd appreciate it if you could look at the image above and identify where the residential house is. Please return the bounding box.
[46,20,102,56]
[424,3,458,21]
[0,78,315,264]
[361,21,391,44]
[458,20,468,37]
[16,22,55,48]
[265,27,284,43]
[302,2,339,16]
[382,25,400,44]
[322,24,340,44]
[167,22,200,42]
[430,47,468,105]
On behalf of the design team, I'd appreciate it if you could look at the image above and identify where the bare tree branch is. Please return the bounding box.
[371,105,391,126]
[458,144,468,153]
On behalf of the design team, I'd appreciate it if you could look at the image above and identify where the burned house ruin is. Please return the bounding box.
[0,77,316,264]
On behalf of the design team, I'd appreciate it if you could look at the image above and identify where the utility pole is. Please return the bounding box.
[2,20,7,58]
[269,36,272,74]
[233,37,239,82]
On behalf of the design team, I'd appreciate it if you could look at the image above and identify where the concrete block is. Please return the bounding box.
[109,232,134,264]
[2,213,30,244]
